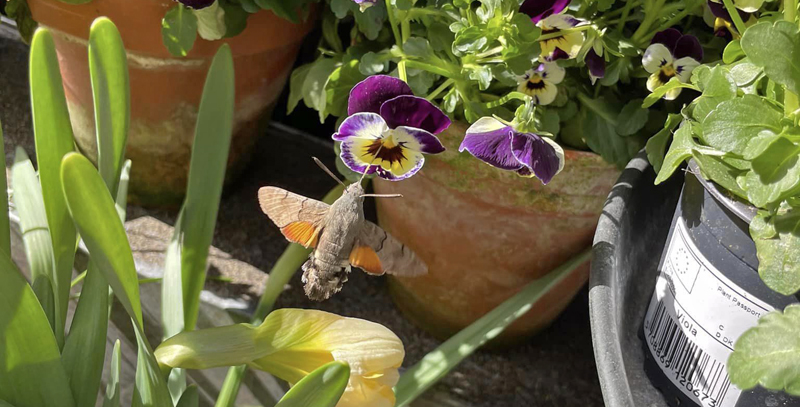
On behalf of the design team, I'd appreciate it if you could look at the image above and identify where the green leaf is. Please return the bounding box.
[274,361,349,407]
[729,61,763,87]
[740,137,800,207]
[4,0,37,43]
[722,40,744,64]
[359,52,387,76]
[741,21,800,97]
[194,1,227,41]
[0,123,8,256]
[615,99,649,136]
[403,37,433,58]
[59,152,143,329]
[642,77,697,108]
[645,113,682,173]
[325,59,366,120]
[752,208,800,295]
[353,1,386,40]
[579,95,643,168]
[692,153,748,199]
[394,249,592,406]
[287,63,313,115]
[452,26,489,56]
[691,66,736,122]
[220,0,248,37]
[29,28,77,350]
[180,44,235,331]
[0,250,75,407]
[102,340,122,407]
[162,5,198,57]
[654,123,696,184]
[11,147,56,330]
[176,385,199,407]
[303,58,338,122]
[729,303,800,394]
[702,95,783,155]
[89,18,130,196]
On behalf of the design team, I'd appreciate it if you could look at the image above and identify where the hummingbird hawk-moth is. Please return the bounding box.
[258,158,427,301]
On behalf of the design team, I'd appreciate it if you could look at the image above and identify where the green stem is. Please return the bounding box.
[402,60,457,79]
[426,79,455,101]
[386,0,407,81]
[406,8,456,20]
[616,0,636,33]
[631,0,666,44]
[214,184,346,407]
[652,4,700,37]
[393,248,592,407]
[595,0,644,21]
[482,91,531,109]
[785,0,799,116]
[722,0,747,35]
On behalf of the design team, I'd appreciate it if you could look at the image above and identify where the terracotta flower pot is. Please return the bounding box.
[27,0,316,206]
[374,121,620,340]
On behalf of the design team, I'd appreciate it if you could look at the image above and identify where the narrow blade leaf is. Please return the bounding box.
[0,121,9,255]
[181,44,235,331]
[0,250,75,407]
[175,385,199,407]
[102,340,122,407]
[274,361,349,407]
[29,28,77,349]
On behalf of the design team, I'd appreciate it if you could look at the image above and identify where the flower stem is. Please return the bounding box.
[393,248,592,407]
[214,184,345,407]
[402,60,457,78]
[615,0,636,33]
[631,0,666,44]
[385,0,408,81]
[722,0,747,35]
[652,4,702,37]
[785,0,799,116]
[426,78,455,101]
[481,91,532,109]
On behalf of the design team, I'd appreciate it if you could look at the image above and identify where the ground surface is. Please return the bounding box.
[0,25,604,407]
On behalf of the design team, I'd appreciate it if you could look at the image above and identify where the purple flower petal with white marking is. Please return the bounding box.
[459,117,564,184]
[585,48,605,84]
[336,75,449,181]
[175,0,215,9]
[347,75,413,116]
[538,13,584,59]
[519,0,571,24]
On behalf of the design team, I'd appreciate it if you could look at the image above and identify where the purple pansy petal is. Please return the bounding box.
[393,126,446,154]
[585,48,606,82]
[546,48,570,61]
[379,95,451,134]
[673,34,704,62]
[510,133,562,184]
[339,138,378,175]
[519,0,571,24]
[348,75,413,115]
[541,13,582,29]
[651,28,682,52]
[175,0,215,9]
[707,0,750,21]
[374,153,425,181]
[459,117,522,171]
[332,112,388,141]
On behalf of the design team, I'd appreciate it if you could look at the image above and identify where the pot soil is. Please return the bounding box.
[373,121,620,340]
[27,0,316,207]
[589,154,800,407]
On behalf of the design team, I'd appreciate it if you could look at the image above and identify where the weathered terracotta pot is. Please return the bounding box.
[27,0,316,206]
[374,121,620,340]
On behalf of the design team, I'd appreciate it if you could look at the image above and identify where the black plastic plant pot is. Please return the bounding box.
[589,152,800,407]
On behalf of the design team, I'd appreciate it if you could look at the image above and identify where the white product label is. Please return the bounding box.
[643,218,774,407]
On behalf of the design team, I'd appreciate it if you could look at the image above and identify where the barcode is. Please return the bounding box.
[647,300,733,407]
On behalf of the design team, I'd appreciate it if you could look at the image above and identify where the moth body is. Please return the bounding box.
[303,183,365,300]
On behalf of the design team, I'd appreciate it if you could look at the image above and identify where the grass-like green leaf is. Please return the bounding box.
[102,340,122,407]
[393,248,592,407]
[0,249,75,407]
[0,121,9,255]
[729,304,800,395]
[274,361,349,407]
[60,152,143,328]
[29,28,77,349]
[89,17,130,195]
[175,385,199,407]
[180,44,235,331]
[11,147,56,330]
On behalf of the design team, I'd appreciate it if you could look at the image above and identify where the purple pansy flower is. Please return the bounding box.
[538,13,584,60]
[642,29,703,100]
[706,1,753,40]
[517,62,565,105]
[585,49,605,84]
[353,0,377,11]
[458,117,565,184]
[175,0,215,9]
[333,75,449,181]
[520,0,571,24]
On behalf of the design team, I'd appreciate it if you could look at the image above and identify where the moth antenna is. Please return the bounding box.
[360,194,403,199]
[359,144,384,184]
[313,157,346,187]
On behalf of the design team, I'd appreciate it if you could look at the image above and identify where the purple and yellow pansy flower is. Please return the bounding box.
[519,0,571,24]
[642,29,703,100]
[517,62,565,105]
[520,0,582,60]
[458,117,565,184]
[705,0,756,40]
[333,75,448,181]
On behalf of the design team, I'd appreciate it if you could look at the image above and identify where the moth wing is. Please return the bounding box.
[258,186,330,248]
[350,220,427,277]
